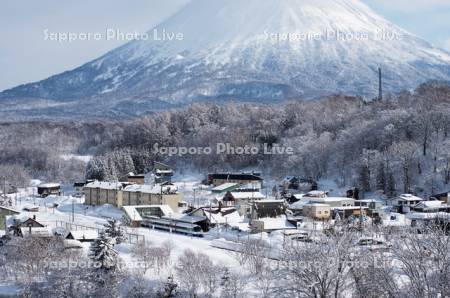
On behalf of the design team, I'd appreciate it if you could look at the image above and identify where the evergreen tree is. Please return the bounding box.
[104,218,126,244]
[387,171,396,198]
[89,231,118,270]
[358,165,371,195]
[375,163,386,193]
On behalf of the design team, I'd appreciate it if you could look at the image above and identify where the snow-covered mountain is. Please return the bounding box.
[2,0,450,118]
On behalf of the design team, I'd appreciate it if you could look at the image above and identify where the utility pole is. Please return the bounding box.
[378,67,383,101]
[72,200,75,222]
[193,188,197,208]
[2,176,6,202]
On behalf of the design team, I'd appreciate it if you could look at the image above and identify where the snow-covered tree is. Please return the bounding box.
[89,231,118,271]
[104,218,126,244]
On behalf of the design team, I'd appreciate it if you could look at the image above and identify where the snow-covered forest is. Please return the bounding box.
[1,82,450,196]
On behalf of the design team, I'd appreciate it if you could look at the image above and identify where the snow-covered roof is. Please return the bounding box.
[310,197,355,203]
[63,239,84,249]
[397,194,424,201]
[122,205,175,221]
[407,212,439,220]
[155,169,173,174]
[304,203,331,207]
[255,199,284,204]
[85,181,123,190]
[67,230,99,240]
[205,210,242,224]
[254,217,296,231]
[211,183,238,191]
[229,192,265,200]
[357,199,383,203]
[38,183,60,188]
[289,200,310,210]
[123,184,178,194]
[0,206,20,214]
[293,194,306,199]
[414,200,443,209]
[122,206,143,221]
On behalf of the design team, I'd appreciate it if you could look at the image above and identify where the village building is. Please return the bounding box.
[122,205,174,227]
[430,191,450,204]
[250,216,297,233]
[84,181,126,206]
[222,191,265,215]
[84,181,182,211]
[73,180,94,197]
[391,194,424,213]
[153,162,174,184]
[37,183,61,197]
[309,197,355,208]
[302,203,331,220]
[411,200,449,213]
[280,176,318,193]
[121,184,182,212]
[207,173,263,189]
[190,207,241,227]
[6,215,50,238]
[251,200,286,219]
[122,205,205,235]
[354,199,384,217]
[126,174,145,185]
[13,216,45,228]
[0,206,20,230]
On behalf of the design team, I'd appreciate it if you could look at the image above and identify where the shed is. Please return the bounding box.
[37,183,61,197]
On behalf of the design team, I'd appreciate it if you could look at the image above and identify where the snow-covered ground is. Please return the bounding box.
[2,186,245,268]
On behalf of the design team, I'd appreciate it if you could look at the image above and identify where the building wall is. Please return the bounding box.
[212,179,262,189]
[128,177,145,185]
[84,188,121,206]
[303,205,331,220]
[84,187,181,212]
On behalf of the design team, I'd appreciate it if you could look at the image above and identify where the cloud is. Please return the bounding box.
[443,39,450,52]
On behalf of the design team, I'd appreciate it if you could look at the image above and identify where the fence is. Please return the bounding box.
[47,220,146,244]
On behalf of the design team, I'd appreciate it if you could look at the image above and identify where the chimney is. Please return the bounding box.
[378,67,383,101]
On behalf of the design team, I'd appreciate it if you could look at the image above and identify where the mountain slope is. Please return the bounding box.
[1,0,450,118]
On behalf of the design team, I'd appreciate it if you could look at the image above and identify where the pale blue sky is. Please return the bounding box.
[0,0,449,91]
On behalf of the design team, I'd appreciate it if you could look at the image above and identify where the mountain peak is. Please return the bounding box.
[1,0,450,119]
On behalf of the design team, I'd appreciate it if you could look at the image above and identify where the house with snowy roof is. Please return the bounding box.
[84,181,182,211]
[121,183,182,212]
[222,191,265,216]
[153,161,174,184]
[84,181,128,206]
[250,216,296,233]
[391,194,424,214]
